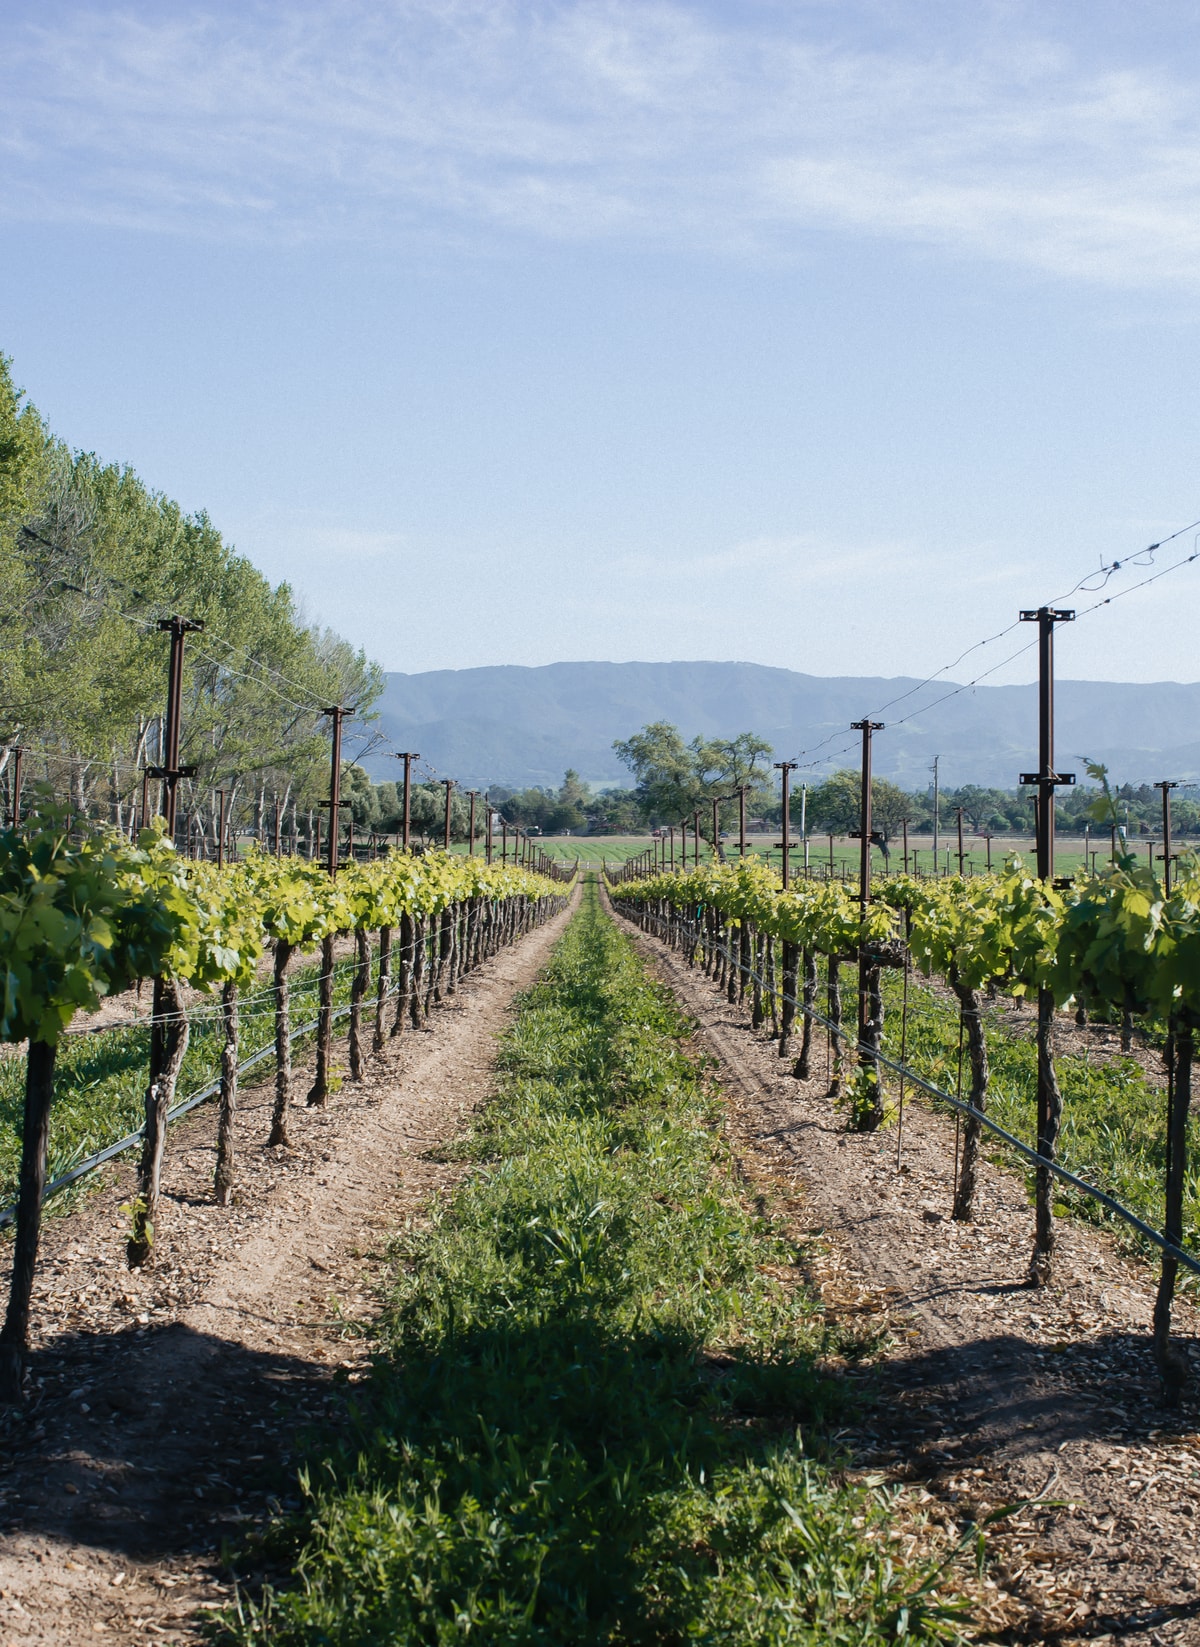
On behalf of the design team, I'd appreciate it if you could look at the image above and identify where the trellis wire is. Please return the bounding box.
[623,900,1200,1279]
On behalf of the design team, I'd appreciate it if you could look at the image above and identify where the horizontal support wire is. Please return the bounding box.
[0,992,372,1230]
[9,892,565,1225]
[624,900,1200,1280]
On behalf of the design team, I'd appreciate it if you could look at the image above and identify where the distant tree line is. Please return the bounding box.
[348,724,1200,843]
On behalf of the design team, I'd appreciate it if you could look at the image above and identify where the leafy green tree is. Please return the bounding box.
[0,383,382,833]
[808,770,910,843]
[614,723,774,836]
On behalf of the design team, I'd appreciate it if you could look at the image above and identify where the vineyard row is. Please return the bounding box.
[0,816,575,1400]
[607,848,1200,1401]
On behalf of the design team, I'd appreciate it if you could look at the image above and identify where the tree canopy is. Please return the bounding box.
[0,353,382,843]
[613,722,774,834]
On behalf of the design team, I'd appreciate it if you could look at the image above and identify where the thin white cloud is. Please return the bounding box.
[6,2,1200,285]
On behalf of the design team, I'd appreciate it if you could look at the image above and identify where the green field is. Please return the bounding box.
[523,832,1137,879]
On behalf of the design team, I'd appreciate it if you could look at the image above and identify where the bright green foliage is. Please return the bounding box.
[225,887,968,1645]
[613,720,775,831]
[888,862,1062,998]
[0,815,182,1044]
[614,860,900,959]
[0,829,567,1200]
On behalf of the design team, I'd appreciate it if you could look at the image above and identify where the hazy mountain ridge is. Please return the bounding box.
[360,662,1200,791]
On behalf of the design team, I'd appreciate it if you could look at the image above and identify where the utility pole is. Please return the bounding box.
[852,719,884,1118]
[8,746,23,831]
[1156,780,1179,892]
[467,790,479,855]
[441,778,455,851]
[801,782,809,873]
[1018,603,1075,1284]
[149,616,204,840]
[394,753,420,851]
[320,706,349,877]
[852,723,884,918]
[1019,605,1076,883]
[931,755,940,874]
[774,762,797,888]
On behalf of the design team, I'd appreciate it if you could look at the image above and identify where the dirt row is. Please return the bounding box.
[0,891,578,1645]
[609,901,1200,1646]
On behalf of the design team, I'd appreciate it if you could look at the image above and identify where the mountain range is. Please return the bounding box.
[358,661,1200,793]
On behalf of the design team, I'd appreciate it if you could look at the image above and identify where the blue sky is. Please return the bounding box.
[4,0,1200,683]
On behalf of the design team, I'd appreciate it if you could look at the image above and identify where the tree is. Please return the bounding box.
[0,349,387,837]
[613,722,774,836]
[613,722,695,823]
[808,770,910,843]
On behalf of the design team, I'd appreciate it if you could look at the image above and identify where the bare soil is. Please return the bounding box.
[0,892,577,1644]
[612,905,1200,1646]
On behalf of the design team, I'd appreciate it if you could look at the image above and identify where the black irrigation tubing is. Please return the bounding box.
[5,895,568,1227]
[0,993,367,1231]
[625,902,1200,1280]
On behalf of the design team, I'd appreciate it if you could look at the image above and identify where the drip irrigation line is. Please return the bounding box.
[622,901,1200,1279]
[0,893,569,1228]
[0,991,364,1230]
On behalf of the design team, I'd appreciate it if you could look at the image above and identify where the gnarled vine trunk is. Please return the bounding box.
[129,975,190,1266]
[794,949,817,1079]
[950,975,988,1222]
[214,980,239,1205]
[0,1038,58,1401]
[307,934,337,1106]
[1154,1013,1194,1402]
[1029,987,1063,1286]
[268,940,294,1146]
[373,925,392,1054]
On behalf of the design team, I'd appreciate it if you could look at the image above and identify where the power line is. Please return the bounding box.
[786,518,1200,770]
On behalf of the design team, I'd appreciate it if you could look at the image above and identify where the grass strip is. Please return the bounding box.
[223,882,969,1644]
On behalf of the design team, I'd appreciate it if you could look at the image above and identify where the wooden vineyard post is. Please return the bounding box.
[1020,604,1074,1285]
[1154,1012,1194,1400]
[851,718,885,1130]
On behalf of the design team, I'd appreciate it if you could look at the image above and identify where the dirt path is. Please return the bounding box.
[612,905,1200,1646]
[0,892,577,1644]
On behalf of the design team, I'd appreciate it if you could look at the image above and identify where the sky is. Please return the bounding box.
[4,0,1200,684]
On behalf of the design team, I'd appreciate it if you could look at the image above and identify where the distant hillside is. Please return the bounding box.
[359,661,1200,792]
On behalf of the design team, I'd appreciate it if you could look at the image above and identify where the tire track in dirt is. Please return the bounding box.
[0,889,578,1645]
[611,899,1200,1645]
